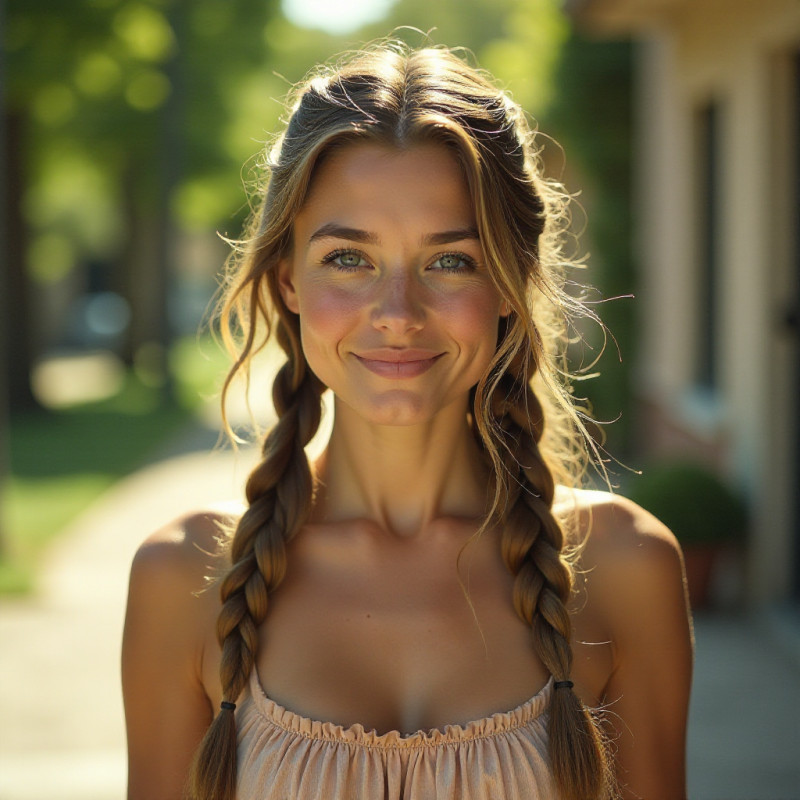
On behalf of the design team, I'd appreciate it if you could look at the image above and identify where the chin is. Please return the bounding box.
[340,387,473,429]
[337,391,441,427]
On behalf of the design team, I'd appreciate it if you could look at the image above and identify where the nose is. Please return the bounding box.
[370,271,425,334]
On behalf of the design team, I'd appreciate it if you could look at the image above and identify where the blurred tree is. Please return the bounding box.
[242,0,567,132]
[3,60,36,412]
[544,34,634,455]
[3,0,281,403]
[1,0,10,551]
[5,0,120,409]
[356,0,568,115]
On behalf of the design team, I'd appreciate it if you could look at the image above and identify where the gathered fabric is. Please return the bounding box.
[236,667,558,799]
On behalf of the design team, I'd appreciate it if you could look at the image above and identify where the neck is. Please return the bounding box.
[313,396,491,538]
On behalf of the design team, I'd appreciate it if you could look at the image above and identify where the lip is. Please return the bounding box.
[353,349,444,379]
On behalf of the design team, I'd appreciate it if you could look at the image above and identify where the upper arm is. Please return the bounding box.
[122,518,220,800]
[592,498,693,800]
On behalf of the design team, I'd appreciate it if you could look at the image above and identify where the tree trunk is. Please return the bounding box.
[3,110,38,413]
[119,9,183,400]
[0,0,9,555]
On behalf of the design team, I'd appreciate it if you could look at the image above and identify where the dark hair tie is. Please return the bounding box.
[554,680,574,690]
[220,701,236,711]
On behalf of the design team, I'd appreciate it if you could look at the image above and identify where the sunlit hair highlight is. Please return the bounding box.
[188,40,613,800]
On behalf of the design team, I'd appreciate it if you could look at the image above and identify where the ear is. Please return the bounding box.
[277,258,300,314]
[499,297,511,318]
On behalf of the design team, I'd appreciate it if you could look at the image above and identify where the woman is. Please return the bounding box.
[122,43,692,800]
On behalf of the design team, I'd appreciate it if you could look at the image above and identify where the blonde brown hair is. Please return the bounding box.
[188,42,612,800]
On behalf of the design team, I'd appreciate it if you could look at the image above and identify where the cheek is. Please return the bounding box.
[441,287,504,350]
[299,284,361,338]
[296,285,365,379]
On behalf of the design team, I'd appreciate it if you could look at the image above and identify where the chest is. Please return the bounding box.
[266,531,605,732]
[261,592,545,731]
[201,526,614,733]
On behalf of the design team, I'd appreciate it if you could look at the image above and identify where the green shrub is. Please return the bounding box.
[627,461,748,546]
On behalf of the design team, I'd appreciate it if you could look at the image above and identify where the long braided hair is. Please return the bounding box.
[188,42,612,800]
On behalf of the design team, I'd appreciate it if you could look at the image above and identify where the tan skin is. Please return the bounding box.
[123,143,693,800]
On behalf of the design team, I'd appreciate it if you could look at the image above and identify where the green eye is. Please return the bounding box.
[438,254,463,269]
[321,249,368,270]
[432,252,474,271]
[337,251,364,268]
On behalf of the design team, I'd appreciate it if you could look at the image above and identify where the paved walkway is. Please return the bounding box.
[0,421,260,800]
[1,422,799,799]
[688,612,800,799]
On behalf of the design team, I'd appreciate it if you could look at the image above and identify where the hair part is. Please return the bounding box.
[189,40,614,800]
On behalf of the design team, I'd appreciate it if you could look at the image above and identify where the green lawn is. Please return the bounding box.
[0,336,230,594]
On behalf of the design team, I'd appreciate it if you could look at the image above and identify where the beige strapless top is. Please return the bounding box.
[236,667,558,799]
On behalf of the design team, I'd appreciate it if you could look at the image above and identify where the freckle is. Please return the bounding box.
[366,613,371,618]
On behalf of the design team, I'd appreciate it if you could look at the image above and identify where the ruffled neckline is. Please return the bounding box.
[245,668,552,749]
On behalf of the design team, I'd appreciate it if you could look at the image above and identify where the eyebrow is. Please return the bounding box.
[307,223,480,246]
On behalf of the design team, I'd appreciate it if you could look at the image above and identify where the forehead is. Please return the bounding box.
[295,141,476,239]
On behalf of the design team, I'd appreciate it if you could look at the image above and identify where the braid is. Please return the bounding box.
[477,364,611,800]
[187,354,323,800]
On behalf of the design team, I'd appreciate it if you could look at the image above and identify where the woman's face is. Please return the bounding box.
[279,141,508,427]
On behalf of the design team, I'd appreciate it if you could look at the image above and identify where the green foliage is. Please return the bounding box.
[0,368,192,594]
[7,0,573,281]
[0,474,111,594]
[542,35,635,454]
[169,334,229,411]
[357,0,568,114]
[10,379,184,481]
[6,0,284,281]
[627,462,748,546]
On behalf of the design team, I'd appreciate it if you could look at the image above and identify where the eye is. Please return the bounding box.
[321,248,370,271]
[430,252,476,272]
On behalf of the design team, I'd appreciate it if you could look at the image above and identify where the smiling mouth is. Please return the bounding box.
[353,351,444,379]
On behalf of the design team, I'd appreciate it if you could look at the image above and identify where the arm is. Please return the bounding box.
[594,498,693,800]
[122,517,219,800]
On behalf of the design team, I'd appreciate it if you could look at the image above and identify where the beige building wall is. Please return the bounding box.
[575,0,800,603]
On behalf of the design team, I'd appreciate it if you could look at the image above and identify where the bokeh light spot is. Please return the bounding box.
[28,234,76,283]
[125,69,171,111]
[75,52,122,97]
[113,4,175,62]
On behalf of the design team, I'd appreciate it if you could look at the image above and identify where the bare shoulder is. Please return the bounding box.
[123,509,240,800]
[556,488,692,797]
[556,487,689,631]
[126,507,240,647]
[123,508,240,707]
[558,486,683,574]
[131,508,233,587]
